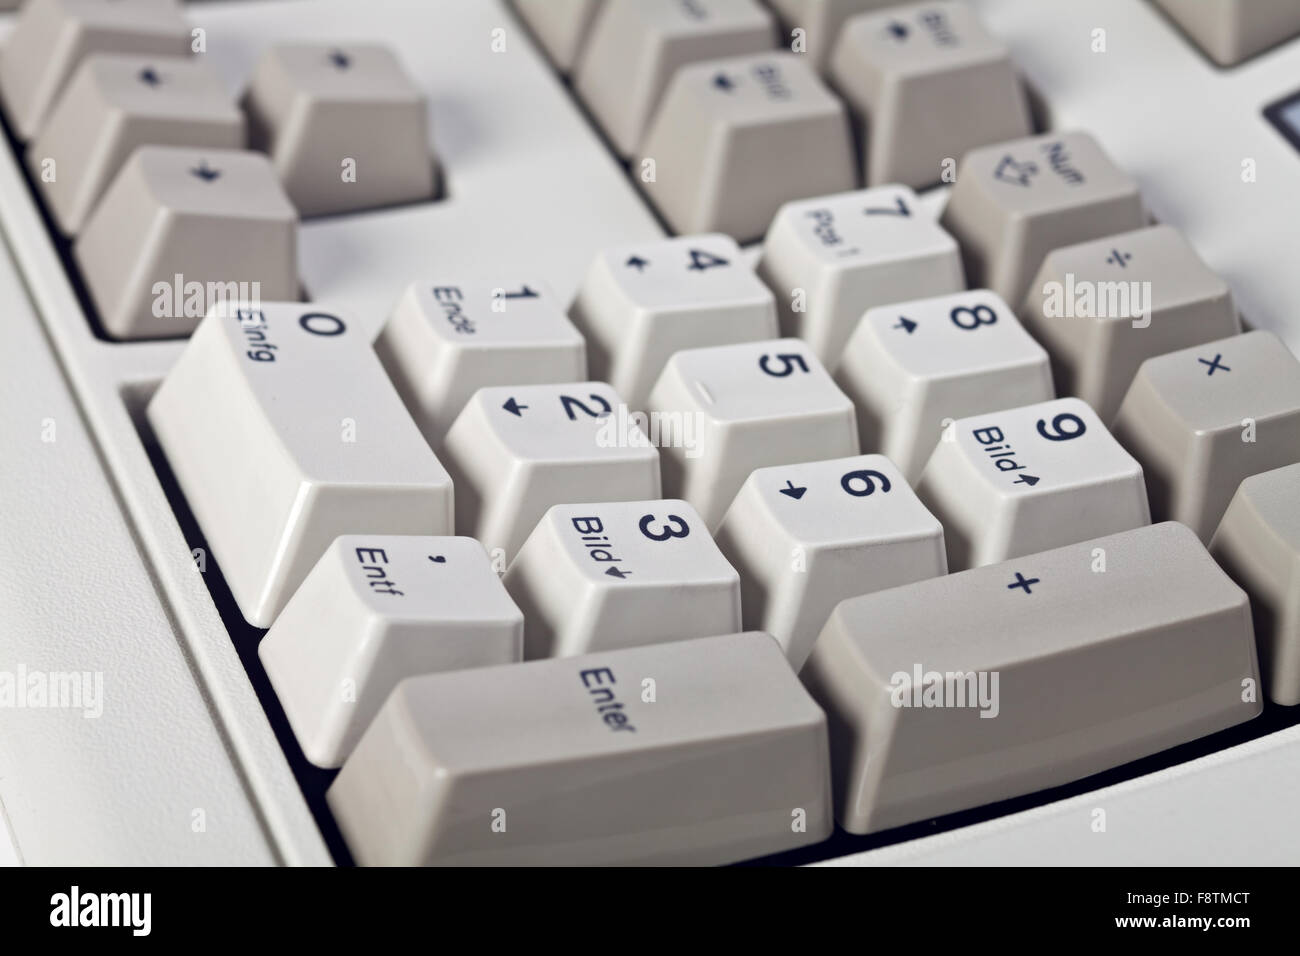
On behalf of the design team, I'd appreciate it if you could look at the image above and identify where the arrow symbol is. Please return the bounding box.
[328,49,351,70]
[138,67,162,87]
[605,566,630,579]
[779,480,807,500]
[1014,474,1040,486]
[502,397,528,417]
[713,73,736,92]
[894,316,917,334]
[625,255,649,271]
[190,160,220,182]
[503,286,539,299]
[427,555,446,563]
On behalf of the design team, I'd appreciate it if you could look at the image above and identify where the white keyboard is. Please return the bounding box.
[1,0,1299,866]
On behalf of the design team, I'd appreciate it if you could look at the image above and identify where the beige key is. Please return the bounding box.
[1020,225,1241,422]
[513,0,605,73]
[328,632,832,865]
[1210,464,1300,706]
[74,146,297,340]
[29,54,242,235]
[0,0,191,141]
[574,0,776,158]
[1154,0,1300,66]
[1112,331,1300,541]
[939,131,1146,305]
[243,44,435,217]
[638,51,856,242]
[829,1,1031,188]
[802,522,1262,834]
[766,0,898,69]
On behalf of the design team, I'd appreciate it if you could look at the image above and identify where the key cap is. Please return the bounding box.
[242,43,435,217]
[0,0,191,141]
[260,536,522,768]
[801,521,1262,834]
[915,396,1150,569]
[1153,0,1300,66]
[939,131,1146,305]
[646,337,859,527]
[504,500,740,658]
[513,0,604,73]
[29,54,243,235]
[72,146,298,340]
[757,185,965,363]
[1019,225,1241,422]
[1111,331,1300,540]
[835,289,1054,481]
[574,0,776,158]
[829,1,1032,188]
[146,302,454,628]
[328,631,832,865]
[375,280,586,446]
[766,0,897,69]
[569,234,777,409]
[440,382,661,561]
[638,51,857,242]
[713,454,945,670]
[1210,464,1300,705]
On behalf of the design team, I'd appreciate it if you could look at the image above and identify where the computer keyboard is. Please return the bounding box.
[0,0,1299,868]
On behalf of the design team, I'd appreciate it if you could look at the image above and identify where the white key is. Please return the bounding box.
[1210,464,1300,705]
[1019,225,1241,422]
[260,536,522,768]
[0,0,191,140]
[834,289,1054,481]
[757,185,965,363]
[328,632,832,865]
[803,522,1261,834]
[766,0,898,69]
[574,0,776,158]
[829,1,1031,188]
[242,43,435,217]
[915,397,1150,569]
[146,302,454,628]
[73,146,298,340]
[939,131,1146,305]
[713,454,945,670]
[504,500,740,658]
[568,234,777,409]
[1154,0,1300,66]
[513,0,605,73]
[638,51,857,242]
[375,280,586,446]
[441,382,661,561]
[1111,331,1300,540]
[646,338,859,527]
[29,54,243,234]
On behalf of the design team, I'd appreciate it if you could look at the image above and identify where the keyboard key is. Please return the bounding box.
[29,54,243,234]
[375,279,586,446]
[73,146,298,340]
[260,536,522,768]
[802,522,1262,834]
[638,51,856,242]
[766,0,898,69]
[513,0,605,73]
[0,0,191,140]
[569,234,777,408]
[574,0,776,158]
[1153,0,1300,66]
[835,289,1054,481]
[504,500,740,658]
[242,43,435,217]
[1019,225,1240,422]
[147,302,453,628]
[829,1,1031,188]
[1111,331,1300,540]
[939,131,1146,305]
[646,338,859,527]
[757,185,965,363]
[441,382,661,560]
[713,454,945,670]
[328,632,832,865]
[916,396,1150,569]
[1209,464,1300,705]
